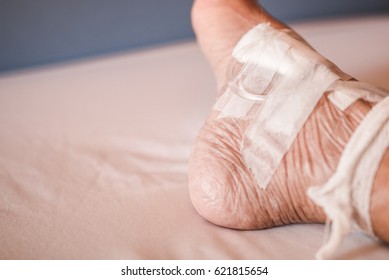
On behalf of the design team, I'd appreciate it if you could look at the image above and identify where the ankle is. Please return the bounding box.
[192,0,268,34]
[191,0,285,90]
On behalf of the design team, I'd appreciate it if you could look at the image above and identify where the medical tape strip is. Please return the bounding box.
[215,23,344,189]
[308,96,389,259]
[328,80,389,111]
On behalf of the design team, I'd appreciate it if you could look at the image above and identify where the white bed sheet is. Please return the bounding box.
[1,16,389,260]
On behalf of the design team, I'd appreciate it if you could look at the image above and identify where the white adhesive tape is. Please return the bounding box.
[328,80,389,111]
[215,23,342,189]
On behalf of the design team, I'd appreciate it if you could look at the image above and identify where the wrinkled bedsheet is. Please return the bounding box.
[1,16,389,259]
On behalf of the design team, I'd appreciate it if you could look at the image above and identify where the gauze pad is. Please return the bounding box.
[215,23,349,189]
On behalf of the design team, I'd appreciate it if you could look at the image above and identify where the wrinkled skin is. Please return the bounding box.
[189,93,371,229]
[189,0,389,242]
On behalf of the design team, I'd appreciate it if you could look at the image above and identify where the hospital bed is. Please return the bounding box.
[1,15,388,259]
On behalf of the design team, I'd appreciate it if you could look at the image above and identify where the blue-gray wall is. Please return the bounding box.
[1,0,389,73]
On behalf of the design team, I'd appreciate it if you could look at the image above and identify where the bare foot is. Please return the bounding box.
[189,0,389,242]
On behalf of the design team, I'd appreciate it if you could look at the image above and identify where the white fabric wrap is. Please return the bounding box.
[308,96,389,259]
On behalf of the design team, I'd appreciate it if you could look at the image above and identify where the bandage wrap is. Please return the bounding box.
[308,95,389,259]
[214,23,389,259]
